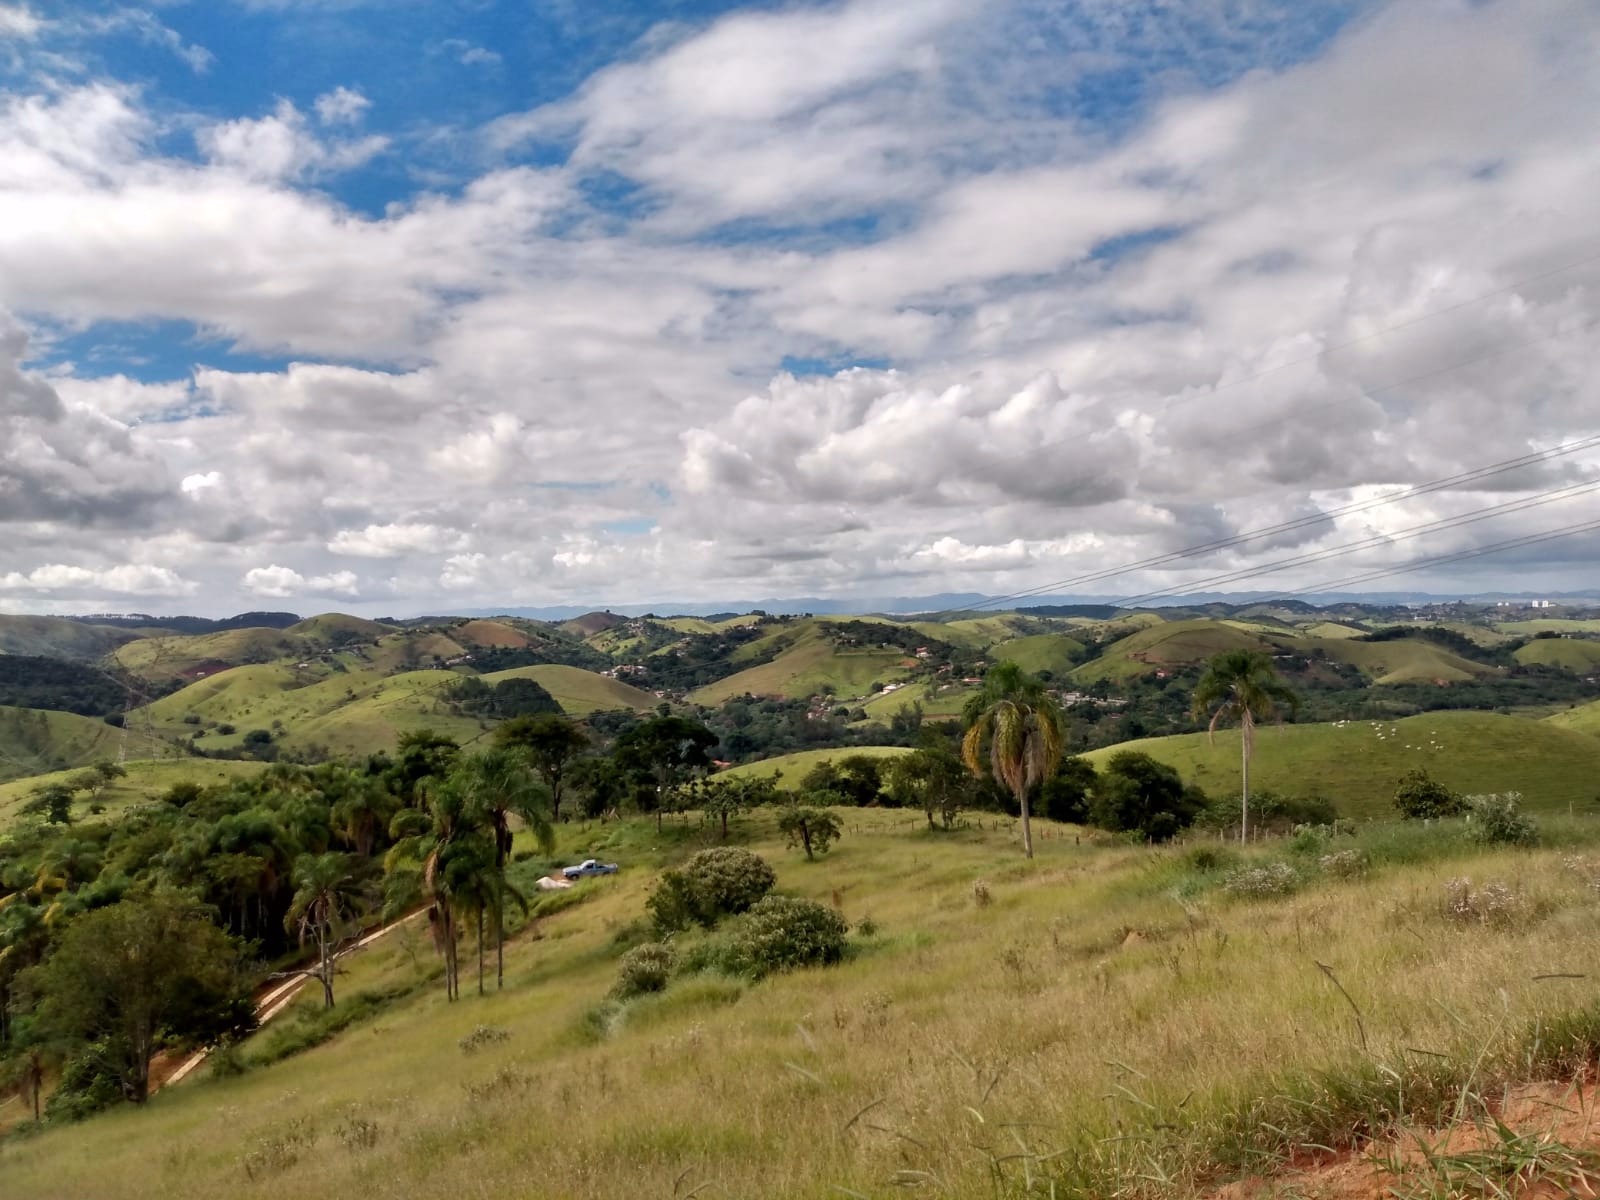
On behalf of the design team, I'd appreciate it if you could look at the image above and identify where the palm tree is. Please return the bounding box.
[285,853,370,1008]
[1191,650,1298,844]
[386,781,469,1001]
[961,662,1065,859]
[453,749,553,988]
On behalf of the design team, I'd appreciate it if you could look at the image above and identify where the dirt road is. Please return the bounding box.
[154,909,426,1093]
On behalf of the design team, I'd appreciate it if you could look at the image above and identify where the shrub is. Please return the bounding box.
[1222,862,1299,899]
[1318,849,1369,879]
[720,895,848,979]
[1181,845,1240,874]
[646,848,776,932]
[1393,768,1465,819]
[1466,792,1538,847]
[1088,751,1204,842]
[612,942,676,1000]
[1442,877,1525,926]
[457,1025,511,1054]
[1201,789,1339,833]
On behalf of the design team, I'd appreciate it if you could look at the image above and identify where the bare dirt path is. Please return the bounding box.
[153,909,426,1094]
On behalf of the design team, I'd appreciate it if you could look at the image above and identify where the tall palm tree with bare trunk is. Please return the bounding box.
[1191,649,1298,844]
[961,662,1065,859]
[455,750,552,989]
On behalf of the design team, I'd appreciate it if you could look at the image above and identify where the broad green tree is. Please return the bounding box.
[961,663,1065,859]
[887,738,971,830]
[20,894,254,1104]
[614,716,718,831]
[777,806,841,861]
[495,713,589,823]
[1190,649,1298,843]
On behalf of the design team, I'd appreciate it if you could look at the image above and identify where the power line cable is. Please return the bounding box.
[1107,477,1600,608]
[953,313,1600,616]
[1253,516,1600,603]
[960,427,1600,616]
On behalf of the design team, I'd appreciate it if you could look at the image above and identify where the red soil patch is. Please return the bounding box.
[1211,1083,1600,1199]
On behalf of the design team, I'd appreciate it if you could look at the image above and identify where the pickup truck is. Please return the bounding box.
[561,858,619,879]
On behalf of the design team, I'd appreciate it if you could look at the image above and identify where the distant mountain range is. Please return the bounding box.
[54,588,1600,630]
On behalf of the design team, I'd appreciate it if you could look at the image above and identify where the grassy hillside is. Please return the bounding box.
[690,623,914,705]
[0,615,144,660]
[285,613,394,644]
[721,744,911,787]
[1301,620,1366,639]
[0,758,267,829]
[1084,710,1600,817]
[481,665,656,714]
[910,614,1035,649]
[1305,636,1493,684]
[452,619,531,648]
[1548,698,1600,736]
[112,627,307,682]
[1513,637,1600,672]
[858,682,974,722]
[130,665,483,757]
[991,632,1084,675]
[1498,618,1600,634]
[0,705,169,784]
[13,811,1600,1197]
[1072,618,1269,683]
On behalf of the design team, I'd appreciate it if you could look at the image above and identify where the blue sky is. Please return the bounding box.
[2,0,1598,614]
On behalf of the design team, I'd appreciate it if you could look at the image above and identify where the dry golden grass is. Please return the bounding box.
[6,812,1600,1199]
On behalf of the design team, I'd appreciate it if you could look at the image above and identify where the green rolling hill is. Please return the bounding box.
[1513,638,1600,672]
[992,632,1085,675]
[0,614,147,660]
[1083,710,1600,818]
[481,665,657,714]
[1301,636,1494,684]
[721,744,912,788]
[1071,618,1272,683]
[1548,698,1600,736]
[0,757,267,829]
[0,705,170,784]
[688,621,915,705]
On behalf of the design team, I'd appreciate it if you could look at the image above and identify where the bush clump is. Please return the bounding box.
[1393,768,1465,819]
[612,942,676,1000]
[1466,792,1538,847]
[720,895,848,979]
[1442,877,1525,926]
[646,847,776,932]
[1318,849,1369,879]
[1222,862,1299,899]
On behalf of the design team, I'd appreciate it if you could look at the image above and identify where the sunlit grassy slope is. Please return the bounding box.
[1548,697,1600,736]
[1085,710,1600,816]
[689,622,914,705]
[1513,637,1600,672]
[111,626,309,681]
[0,758,268,829]
[0,614,145,659]
[1071,618,1271,683]
[1304,636,1493,683]
[0,705,168,785]
[720,744,911,787]
[12,811,1600,1198]
[990,632,1085,675]
[129,666,482,757]
[481,665,656,714]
